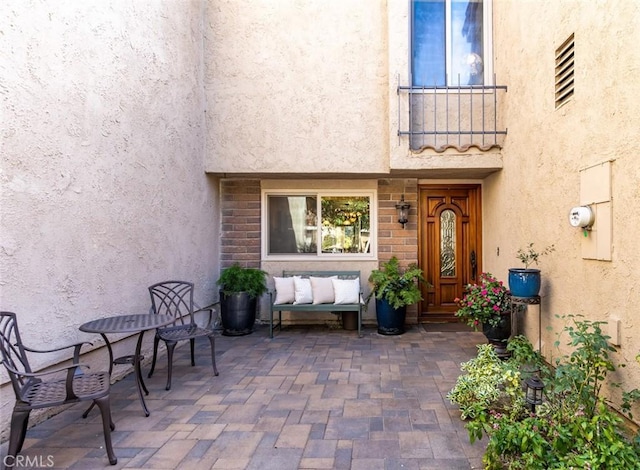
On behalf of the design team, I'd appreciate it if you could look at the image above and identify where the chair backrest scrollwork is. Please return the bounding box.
[0,311,36,397]
[148,281,195,326]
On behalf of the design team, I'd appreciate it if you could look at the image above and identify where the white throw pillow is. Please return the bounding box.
[273,277,295,305]
[293,276,313,304]
[332,278,361,305]
[310,276,337,304]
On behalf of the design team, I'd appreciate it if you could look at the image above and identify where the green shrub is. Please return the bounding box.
[449,316,640,469]
[367,256,426,309]
[216,263,268,298]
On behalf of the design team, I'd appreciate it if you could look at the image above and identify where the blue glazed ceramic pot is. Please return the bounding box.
[508,269,541,298]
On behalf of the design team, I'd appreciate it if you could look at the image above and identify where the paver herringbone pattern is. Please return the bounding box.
[1,324,487,469]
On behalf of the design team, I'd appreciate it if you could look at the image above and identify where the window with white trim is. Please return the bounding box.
[263,192,374,259]
[411,0,493,87]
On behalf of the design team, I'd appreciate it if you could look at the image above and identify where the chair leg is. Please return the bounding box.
[148,335,160,378]
[208,335,219,376]
[5,409,30,468]
[190,338,196,366]
[93,397,118,465]
[165,341,176,391]
[82,401,96,418]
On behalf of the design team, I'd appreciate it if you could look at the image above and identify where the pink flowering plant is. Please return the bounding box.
[454,272,510,330]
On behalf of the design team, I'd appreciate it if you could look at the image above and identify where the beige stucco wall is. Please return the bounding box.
[482,0,640,416]
[203,0,389,175]
[0,0,220,439]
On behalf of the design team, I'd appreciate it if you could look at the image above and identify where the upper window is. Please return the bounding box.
[263,192,374,259]
[411,0,492,87]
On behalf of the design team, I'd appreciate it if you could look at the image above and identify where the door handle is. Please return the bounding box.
[470,250,477,281]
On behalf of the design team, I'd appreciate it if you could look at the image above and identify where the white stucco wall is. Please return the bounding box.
[0,0,220,439]
[204,0,389,175]
[483,0,640,415]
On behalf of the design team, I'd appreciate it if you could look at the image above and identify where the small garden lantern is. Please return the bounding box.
[525,375,545,412]
[395,195,410,228]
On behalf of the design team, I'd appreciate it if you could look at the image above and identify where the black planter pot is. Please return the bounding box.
[482,313,512,358]
[220,291,257,336]
[376,298,406,335]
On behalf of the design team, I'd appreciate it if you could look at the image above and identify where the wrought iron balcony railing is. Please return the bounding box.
[397,77,507,153]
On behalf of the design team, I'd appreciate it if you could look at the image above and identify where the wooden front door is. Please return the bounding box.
[419,184,482,322]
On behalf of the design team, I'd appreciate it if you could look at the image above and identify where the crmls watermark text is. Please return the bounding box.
[3,455,55,468]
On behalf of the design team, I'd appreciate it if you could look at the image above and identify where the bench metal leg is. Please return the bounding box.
[270,310,282,338]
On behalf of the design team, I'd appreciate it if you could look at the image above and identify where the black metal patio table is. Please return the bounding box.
[79,314,174,417]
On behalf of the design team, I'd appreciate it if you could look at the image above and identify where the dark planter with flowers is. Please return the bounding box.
[455,272,512,354]
[482,312,512,358]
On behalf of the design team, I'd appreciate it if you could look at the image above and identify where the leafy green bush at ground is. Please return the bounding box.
[448,316,640,469]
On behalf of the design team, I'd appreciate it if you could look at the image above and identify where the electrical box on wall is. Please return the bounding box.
[578,161,612,261]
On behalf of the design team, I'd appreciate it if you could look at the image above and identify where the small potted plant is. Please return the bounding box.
[367,256,426,335]
[216,263,268,336]
[454,272,511,356]
[508,243,555,298]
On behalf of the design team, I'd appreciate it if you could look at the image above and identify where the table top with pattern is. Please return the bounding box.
[79,314,175,334]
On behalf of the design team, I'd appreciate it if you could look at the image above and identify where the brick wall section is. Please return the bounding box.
[377,179,419,264]
[377,179,420,321]
[220,178,419,269]
[220,179,262,269]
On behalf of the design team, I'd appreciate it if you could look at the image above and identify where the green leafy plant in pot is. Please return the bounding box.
[508,243,555,298]
[367,256,426,336]
[455,272,512,356]
[217,263,267,336]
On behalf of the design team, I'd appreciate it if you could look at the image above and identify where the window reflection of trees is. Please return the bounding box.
[321,197,370,254]
[267,195,370,255]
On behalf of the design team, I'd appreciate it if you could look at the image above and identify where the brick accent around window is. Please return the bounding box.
[220,178,420,272]
[220,179,262,269]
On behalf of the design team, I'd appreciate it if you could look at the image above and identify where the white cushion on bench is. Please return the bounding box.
[332,278,360,304]
[273,277,295,305]
[293,276,313,304]
[310,276,337,304]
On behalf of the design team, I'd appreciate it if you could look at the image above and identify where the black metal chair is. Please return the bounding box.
[147,281,219,390]
[0,311,117,468]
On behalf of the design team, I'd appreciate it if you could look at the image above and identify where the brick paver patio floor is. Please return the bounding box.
[1,323,487,469]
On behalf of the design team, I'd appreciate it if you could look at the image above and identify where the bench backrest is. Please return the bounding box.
[282,270,360,280]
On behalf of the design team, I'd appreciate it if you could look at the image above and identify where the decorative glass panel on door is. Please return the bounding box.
[440,209,456,276]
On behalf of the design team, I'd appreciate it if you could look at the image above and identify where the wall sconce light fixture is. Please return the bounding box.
[395,195,411,228]
[525,375,545,413]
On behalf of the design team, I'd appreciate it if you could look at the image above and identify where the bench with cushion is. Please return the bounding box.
[269,270,363,338]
